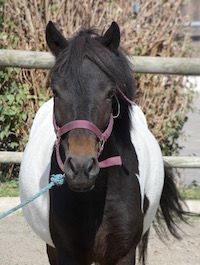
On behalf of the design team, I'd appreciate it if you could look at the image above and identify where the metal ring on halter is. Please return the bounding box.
[98,136,106,155]
[113,94,120,119]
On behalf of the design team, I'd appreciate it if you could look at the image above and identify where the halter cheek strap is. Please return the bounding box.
[53,114,122,172]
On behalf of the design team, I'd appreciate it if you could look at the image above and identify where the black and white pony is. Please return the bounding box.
[20,21,188,265]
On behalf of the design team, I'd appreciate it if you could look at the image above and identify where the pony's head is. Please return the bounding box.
[46,21,135,192]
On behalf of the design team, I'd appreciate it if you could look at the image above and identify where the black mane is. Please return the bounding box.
[53,28,135,100]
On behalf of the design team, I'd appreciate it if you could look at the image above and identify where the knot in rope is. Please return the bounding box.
[51,174,65,186]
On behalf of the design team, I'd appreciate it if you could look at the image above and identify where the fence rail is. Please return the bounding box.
[0,151,200,168]
[0,152,23,164]
[0,49,200,75]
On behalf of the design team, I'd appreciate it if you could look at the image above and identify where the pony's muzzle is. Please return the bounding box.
[63,134,100,192]
[64,155,100,192]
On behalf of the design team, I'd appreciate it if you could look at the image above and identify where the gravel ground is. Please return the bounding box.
[0,215,200,265]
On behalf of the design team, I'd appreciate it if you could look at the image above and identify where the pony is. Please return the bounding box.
[19,21,188,265]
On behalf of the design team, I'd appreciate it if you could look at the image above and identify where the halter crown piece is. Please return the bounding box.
[53,86,135,172]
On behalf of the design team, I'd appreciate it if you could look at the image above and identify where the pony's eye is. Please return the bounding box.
[106,89,115,101]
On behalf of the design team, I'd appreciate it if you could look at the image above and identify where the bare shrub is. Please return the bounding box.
[0,0,192,158]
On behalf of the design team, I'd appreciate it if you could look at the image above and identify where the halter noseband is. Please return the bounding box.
[53,86,135,172]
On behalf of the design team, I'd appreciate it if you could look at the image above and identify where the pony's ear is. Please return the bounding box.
[101,22,120,51]
[46,21,68,57]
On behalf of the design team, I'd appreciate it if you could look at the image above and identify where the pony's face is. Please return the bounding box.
[51,59,116,192]
[46,21,121,192]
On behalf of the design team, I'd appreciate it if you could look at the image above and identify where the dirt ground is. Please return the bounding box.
[0,215,200,265]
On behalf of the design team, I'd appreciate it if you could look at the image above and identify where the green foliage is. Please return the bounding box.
[0,0,4,24]
[0,67,34,151]
[0,179,19,197]
[160,113,188,156]
[160,84,194,156]
[0,67,33,180]
[179,181,200,200]
[0,67,50,180]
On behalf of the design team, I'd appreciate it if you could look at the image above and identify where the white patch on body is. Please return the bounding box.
[19,99,55,247]
[130,105,164,234]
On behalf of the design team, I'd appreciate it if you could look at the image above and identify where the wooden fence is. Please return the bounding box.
[0,49,200,75]
[0,151,200,168]
[0,49,200,168]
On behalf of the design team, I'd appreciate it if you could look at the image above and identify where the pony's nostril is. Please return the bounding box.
[85,157,99,177]
[87,158,95,172]
[66,157,78,175]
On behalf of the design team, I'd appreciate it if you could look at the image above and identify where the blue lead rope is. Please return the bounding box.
[0,174,65,220]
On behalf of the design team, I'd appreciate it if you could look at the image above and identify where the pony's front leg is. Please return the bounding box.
[47,244,58,265]
[47,246,88,265]
[118,248,136,265]
[47,244,79,265]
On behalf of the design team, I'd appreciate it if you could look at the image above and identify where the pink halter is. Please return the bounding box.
[53,86,135,172]
[53,113,122,171]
